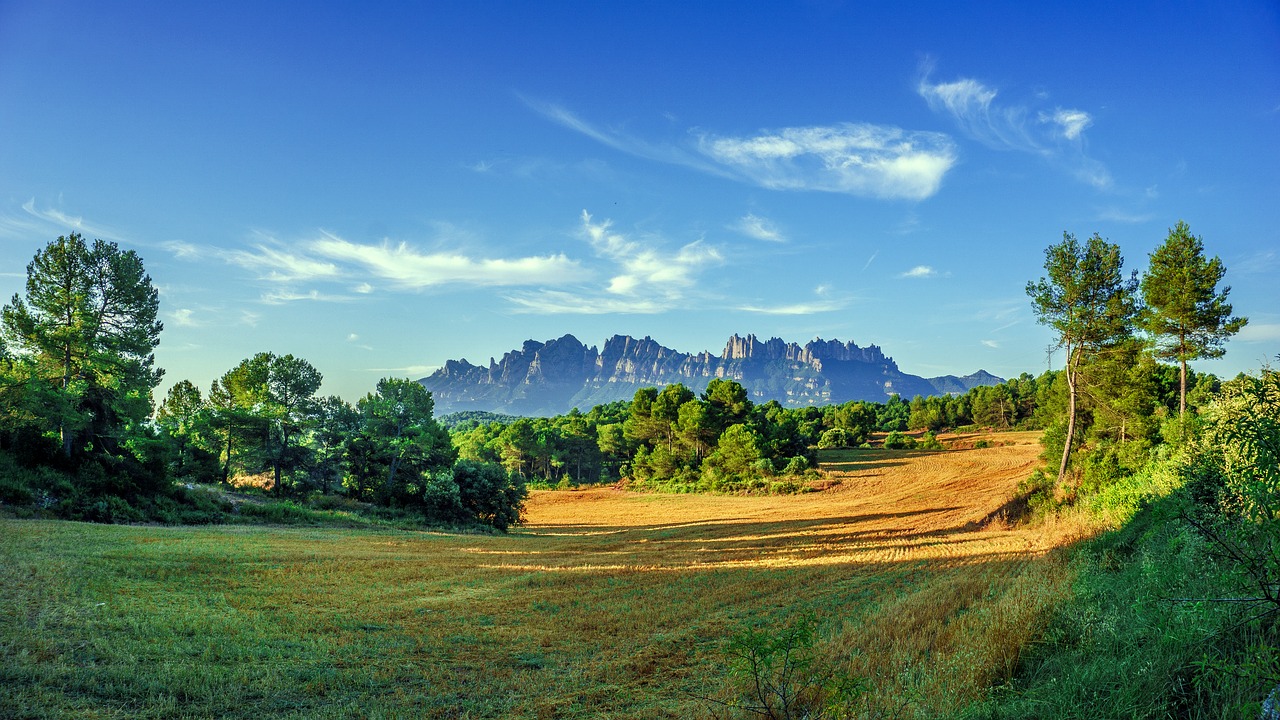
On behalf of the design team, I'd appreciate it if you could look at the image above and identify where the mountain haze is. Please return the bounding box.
[420,334,1003,416]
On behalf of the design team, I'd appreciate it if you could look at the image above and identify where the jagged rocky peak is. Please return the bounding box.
[720,334,892,368]
[420,332,1003,415]
[526,334,595,384]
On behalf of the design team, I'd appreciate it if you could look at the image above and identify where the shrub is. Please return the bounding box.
[883,431,916,450]
[708,615,866,719]
[917,431,944,450]
[817,428,850,449]
[783,456,810,475]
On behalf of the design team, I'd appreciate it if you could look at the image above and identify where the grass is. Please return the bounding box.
[0,430,1092,718]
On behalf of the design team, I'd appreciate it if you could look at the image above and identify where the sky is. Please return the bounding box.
[1,1,1278,404]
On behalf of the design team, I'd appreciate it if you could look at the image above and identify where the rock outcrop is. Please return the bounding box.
[420,333,1003,416]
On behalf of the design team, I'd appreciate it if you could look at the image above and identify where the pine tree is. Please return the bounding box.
[1027,232,1140,486]
[1141,221,1247,418]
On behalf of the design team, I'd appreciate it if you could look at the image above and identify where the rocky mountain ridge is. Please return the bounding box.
[420,333,1003,416]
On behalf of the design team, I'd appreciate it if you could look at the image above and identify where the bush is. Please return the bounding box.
[817,428,850,449]
[783,456,810,475]
[708,615,866,719]
[883,431,916,450]
[917,431,944,450]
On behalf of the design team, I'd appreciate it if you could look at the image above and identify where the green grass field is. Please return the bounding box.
[1,434,1083,719]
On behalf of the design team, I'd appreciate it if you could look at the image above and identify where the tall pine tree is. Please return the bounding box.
[1141,221,1247,418]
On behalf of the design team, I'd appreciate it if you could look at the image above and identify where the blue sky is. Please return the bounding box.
[2,1,1277,404]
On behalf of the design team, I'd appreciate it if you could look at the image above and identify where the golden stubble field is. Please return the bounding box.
[0,431,1088,719]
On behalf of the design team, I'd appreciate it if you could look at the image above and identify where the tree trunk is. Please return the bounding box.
[1057,347,1079,486]
[1179,355,1187,420]
[221,420,234,485]
[61,345,73,459]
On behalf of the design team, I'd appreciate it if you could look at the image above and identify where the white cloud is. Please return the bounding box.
[917,77,1037,152]
[0,199,126,243]
[1238,322,1280,343]
[260,289,355,305]
[530,99,955,200]
[163,240,205,259]
[362,365,439,377]
[506,289,667,315]
[899,265,937,278]
[1045,108,1092,140]
[699,124,956,200]
[311,233,581,289]
[736,299,850,315]
[347,333,360,342]
[981,339,1000,349]
[918,68,1111,188]
[581,211,721,298]
[169,308,199,326]
[225,242,341,283]
[505,211,723,315]
[734,213,786,242]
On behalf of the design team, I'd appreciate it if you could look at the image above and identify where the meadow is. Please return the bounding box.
[1,431,1091,718]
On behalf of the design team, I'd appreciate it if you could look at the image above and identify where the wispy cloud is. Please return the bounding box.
[169,308,199,327]
[698,124,956,200]
[918,65,1111,188]
[0,199,127,243]
[260,289,358,305]
[162,240,205,259]
[1043,108,1092,140]
[1097,207,1156,224]
[530,99,956,201]
[362,365,439,377]
[981,339,1000,349]
[506,211,723,315]
[899,265,938,278]
[734,213,786,242]
[174,229,584,303]
[861,251,878,271]
[581,211,720,298]
[505,289,668,315]
[736,298,850,315]
[527,100,722,175]
[311,233,580,289]
[225,241,342,283]
[1238,322,1280,343]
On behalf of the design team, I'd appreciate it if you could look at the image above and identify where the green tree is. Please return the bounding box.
[263,354,322,496]
[310,395,358,494]
[155,380,205,478]
[207,353,273,484]
[1141,221,1247,418]
[1,233,163,461]
[1027,232,1140,486]
[353,378,456,506]
[452,459,528,531]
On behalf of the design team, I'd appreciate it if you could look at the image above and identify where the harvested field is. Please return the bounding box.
[0,430,1086,718]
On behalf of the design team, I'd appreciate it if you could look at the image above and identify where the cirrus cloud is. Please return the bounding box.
[529,100,956,201]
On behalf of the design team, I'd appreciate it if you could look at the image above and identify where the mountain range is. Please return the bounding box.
[418,333,1003,417]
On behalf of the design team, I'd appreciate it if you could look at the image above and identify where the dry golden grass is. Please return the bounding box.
[0,430,1090,718]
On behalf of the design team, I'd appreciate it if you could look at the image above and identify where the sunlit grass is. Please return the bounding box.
[0,430,1090,718]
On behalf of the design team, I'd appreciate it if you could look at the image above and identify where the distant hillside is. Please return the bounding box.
[419,333,1003,416]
